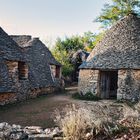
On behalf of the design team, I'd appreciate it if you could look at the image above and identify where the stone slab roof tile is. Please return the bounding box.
[11,35,61,89]
[0,27,25,61]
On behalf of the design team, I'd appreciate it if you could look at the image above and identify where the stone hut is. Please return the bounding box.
[0,27,29,105]
[78,14,140,101]
[0,27,62,105]
[11,35,62,98]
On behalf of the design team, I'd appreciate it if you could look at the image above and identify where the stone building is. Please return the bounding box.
[11,35,62,98]
[78,14,140,101]
[0,27,62,105]
[0,27,29,105]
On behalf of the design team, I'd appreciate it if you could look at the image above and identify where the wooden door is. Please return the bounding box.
[100,71,110,98]
[100,71,118,99]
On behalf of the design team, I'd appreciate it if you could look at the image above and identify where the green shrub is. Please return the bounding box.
[72,92,101,101]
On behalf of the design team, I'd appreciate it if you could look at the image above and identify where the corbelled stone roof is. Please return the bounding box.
[0,27,25,61]
[11,35,61,88]
[80,14,140,69]
[11,35,61,66]
[0,27,26,92]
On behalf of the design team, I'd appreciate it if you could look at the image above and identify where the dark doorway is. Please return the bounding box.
[100,71,118,99]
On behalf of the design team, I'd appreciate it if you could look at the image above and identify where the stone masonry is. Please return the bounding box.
[78,69,99,95]
[79,14,140,101]
[0,28,62,105]
[117,69,140,101]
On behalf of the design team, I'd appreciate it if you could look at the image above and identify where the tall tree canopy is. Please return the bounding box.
[96,0,140,28]
[51,33,102,76]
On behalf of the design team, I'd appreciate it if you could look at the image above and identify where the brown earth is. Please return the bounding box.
[0,85,139,132]
[0,86,78,128]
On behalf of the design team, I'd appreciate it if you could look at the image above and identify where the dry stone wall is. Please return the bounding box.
[2,61,30,104]
[79,69,140,101]
[0,122,63,140]
[29,87,56,98]
[0,60,57,105]
[78,69,99,95]
[0,93,16,105]
[117,69,140,101]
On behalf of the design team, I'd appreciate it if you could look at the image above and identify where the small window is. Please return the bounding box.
[50,65,56,78]
[50,65,61,79]
[56,65,60,78]
[18,62,28,80]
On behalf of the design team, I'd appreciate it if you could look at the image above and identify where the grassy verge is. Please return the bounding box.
[72,92,101,101]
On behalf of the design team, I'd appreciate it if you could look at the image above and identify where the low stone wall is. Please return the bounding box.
[0,122,62,140]
[117,69,140,101]
[0,86,62,105]
[0,93,17,105]
[29,87,56,98]
[78,69,99,95]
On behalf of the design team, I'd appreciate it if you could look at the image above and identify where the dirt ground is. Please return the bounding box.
[0,86,139,129]
[0,86,78,128]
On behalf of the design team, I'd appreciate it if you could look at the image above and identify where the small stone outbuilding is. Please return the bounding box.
[0,27,29,105]
[0,27,62,105]
[79,14,140,101]
[11,35,62,98]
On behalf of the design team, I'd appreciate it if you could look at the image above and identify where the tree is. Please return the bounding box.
[96,0,140,28]
[51,33,105,77]
[82,32,105,52]
[81,31,96,52]
[59,36,84,53]
[51,34,94,77]
[51,38,74,77]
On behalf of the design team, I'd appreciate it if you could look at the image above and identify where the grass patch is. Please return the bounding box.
[72,92,101,101]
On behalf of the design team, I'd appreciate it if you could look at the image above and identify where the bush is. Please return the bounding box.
[54,104,129,140]
[54,102,140,140]
[54,104,94,140]
[72,92,101,101]
[62,64,74,77]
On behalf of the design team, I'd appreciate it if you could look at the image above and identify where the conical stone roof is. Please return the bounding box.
[0,27,26,92]
[11,36,61,66]
[0,27,25,61]
[11,35,61,88]
[80,14,140,69]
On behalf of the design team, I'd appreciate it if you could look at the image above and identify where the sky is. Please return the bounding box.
[0,0,112,46]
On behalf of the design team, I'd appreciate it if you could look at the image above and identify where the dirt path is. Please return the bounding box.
[1,86,138,129]
[0,86,78,128]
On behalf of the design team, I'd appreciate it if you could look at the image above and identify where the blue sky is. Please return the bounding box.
[0,0,112,45]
